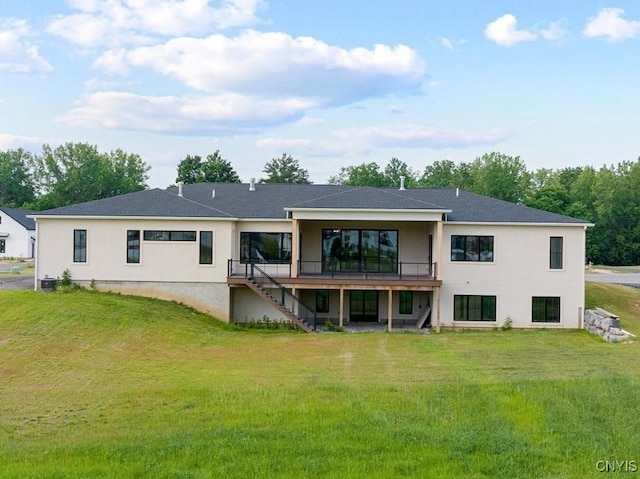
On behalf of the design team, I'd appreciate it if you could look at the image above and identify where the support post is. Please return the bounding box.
[339,288,344,327]
[291,218,299,278]
[387,289,393,332]
[436,220,444,281]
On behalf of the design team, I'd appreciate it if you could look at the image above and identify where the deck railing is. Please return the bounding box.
[228,259,436,279]
[250,264,316,331]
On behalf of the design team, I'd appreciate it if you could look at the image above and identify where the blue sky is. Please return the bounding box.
[1,1,639,188]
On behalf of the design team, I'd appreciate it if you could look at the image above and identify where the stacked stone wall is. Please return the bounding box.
[584,308,633,343]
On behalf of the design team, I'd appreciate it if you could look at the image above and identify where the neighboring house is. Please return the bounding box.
[31,182,592,331]
[0,207,36,259]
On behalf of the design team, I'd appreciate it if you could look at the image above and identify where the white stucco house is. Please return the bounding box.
[0,208,36,259]
[31,182,592,331]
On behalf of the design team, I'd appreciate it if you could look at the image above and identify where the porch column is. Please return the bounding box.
[387,289,393,332]
[291,218,299,278]
[436,219,443,280]
[339,288,344,327]
[435,287,441,333]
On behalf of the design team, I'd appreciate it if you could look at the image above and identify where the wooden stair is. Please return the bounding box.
[244,279,314,333]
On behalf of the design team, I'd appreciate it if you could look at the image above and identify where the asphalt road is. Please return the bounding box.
[0,261,35,290]
[586,272,640,288]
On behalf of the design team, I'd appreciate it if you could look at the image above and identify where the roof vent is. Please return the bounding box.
[249,178,256,191]
[399,176,406,191]
[212,189,216,199]
[178,181,184,197]
[456,187,459,197]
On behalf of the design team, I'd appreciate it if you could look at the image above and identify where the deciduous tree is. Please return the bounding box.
[0,148,35,207]
[260,153,310,184]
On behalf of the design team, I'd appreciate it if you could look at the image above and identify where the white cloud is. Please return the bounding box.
[440,37,454,50]
[0,19,53,74]
[333,124,510,149]
[0,133,46,151]
[485,14,537,47]
[256,138,347,157]
[540,20,568,42]
[256,124,510,160]
[95,31,426,103]
[47,0,266,47]
[58,91,314,134]
[583,8,640,40]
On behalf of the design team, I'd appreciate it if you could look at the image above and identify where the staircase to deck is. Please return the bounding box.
[245,265,316,333]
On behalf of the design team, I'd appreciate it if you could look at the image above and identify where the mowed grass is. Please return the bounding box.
[1,284,640,478]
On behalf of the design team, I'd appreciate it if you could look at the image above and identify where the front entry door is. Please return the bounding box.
[350,291,379,322]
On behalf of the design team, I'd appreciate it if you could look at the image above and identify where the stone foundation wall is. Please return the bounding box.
[584,308,633,343]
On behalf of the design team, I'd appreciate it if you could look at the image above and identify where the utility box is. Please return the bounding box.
[40,278,58,291]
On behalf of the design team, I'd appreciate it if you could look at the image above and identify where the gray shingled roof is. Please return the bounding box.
[1,208,36,230]
[32,183,589,224]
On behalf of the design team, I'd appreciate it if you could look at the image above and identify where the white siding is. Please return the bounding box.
[440,223,586,329]
[0,211,34,258]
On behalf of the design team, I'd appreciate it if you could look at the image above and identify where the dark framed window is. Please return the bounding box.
[550,237,563,269]
[316,290,330,313]
[127,230,140,264]
[451,235,494,262]
[322,229,398,273]
[240,232,292,263]
[0,239,5,253]
[143,230,196,241]
[532,297,560,323]
[454,295,496,321]
[399,291,413,315]
[199,231,213,265]
[73,229,87,263]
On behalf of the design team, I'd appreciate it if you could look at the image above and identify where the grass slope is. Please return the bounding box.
[1,284,639,478]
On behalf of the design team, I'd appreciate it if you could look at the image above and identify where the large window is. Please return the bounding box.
[550,237,563,269]
[143,230,196,241]
[127,230,140,264]
[74,229,87,263]
[451,235,494,262]
[240,232,292,263]
[322,229,398,273]
[399,291,413,315]
[199,231,213,265]
[532,297,560,323]
[454,295,496,322]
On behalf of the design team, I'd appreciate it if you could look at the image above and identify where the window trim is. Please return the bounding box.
[453,295,497,322]
[550,236,563,270]
[73,229,87,263]
[451,235,494,262]
[532,296,561,323]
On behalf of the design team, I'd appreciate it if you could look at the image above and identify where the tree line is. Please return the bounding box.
[1,143,639,265]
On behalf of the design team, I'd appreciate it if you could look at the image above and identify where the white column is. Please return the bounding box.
[291,218,299,278]
[339,288,344,327]
[387,289,393,331]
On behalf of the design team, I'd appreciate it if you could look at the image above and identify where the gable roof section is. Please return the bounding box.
[1,208,36,229]
[288,187,448,210]
[31,183,590,225]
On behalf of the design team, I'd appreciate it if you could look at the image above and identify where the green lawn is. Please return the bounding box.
[1,284,639,478]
